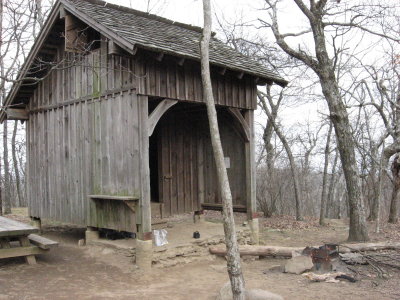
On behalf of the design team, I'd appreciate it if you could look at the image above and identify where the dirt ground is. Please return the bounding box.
[1,210,400,300]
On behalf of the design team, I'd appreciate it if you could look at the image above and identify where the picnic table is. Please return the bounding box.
[0,216,58,265]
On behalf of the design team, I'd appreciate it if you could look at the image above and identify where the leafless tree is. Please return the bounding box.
[200,0,245,298]
[261,0,377,241]
[258,86,304,220]
[320,121,333,225]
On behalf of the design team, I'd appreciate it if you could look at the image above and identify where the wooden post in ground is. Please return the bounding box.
[85,226,99,243]
[194,210,206,223]
[136,95,153,270]
[30,217,42,235]
[18,236,37,265]
[244,110,258,245]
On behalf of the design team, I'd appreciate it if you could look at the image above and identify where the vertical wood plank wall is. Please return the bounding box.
[25,34,256,228]
[27,90,143,231]
[29,37,257,112]
[158,110,246,217]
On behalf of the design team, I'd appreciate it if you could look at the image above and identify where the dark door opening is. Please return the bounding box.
[149,128,160,203]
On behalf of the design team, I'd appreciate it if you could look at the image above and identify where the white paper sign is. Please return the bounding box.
[224,157,231,169]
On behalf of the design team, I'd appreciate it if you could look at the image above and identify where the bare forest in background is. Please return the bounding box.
[1,0,400,240]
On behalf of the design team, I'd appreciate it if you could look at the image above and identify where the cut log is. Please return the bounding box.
[210,245,303,258]
[209,242,400,257]
[339,242,400,253]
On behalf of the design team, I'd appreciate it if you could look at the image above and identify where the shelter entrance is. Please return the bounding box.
[148,101,247,218]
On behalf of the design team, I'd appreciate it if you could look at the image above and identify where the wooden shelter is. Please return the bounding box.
[1,0,287,242]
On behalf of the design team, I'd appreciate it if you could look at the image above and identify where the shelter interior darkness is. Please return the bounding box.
[148,100,247,217]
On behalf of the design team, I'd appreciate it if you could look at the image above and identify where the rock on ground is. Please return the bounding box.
[216,282,284,300]
[284,255,313,274]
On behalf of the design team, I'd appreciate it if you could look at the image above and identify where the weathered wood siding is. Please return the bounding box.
[29,36,257,112]
[158,109,246,216]
[27,89,143,231]
[26,33,256,228]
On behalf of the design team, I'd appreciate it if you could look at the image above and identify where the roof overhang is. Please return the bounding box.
[1,0,288,123]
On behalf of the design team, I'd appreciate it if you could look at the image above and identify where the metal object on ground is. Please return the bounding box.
[193,231,200,239]
[303,244,339,271]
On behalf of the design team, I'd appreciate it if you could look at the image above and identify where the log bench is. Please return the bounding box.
[0,217,58,265]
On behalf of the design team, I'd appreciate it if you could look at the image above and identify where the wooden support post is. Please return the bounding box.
[136,95,153,271]
[244,110,256,226]
[30,217,42,235]
[197,138,205,207]
[136,239,152,271]
[85,226,99,243]
[248,218,259,245]
[138,95,152,240]
[0,239,11,249]
[19,236,37,265]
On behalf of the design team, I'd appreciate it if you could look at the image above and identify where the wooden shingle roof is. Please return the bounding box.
[62,0,287,86]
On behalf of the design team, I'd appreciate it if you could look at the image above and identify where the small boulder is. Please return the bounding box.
[284,255,313,274]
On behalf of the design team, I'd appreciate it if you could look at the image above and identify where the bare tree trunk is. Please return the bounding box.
[258,88,303,221]
[375,144,385,233]
[326,151,338,218]
[12,121,22,207]
[261,96,280,217]
[267,0,369,241]
[0,0,3,215]
[1,0,10,214]
[319,75,369,241]
[389,155,400,223]
[3,121,11,214]
[200,1,245,298]
[320,122,333,225]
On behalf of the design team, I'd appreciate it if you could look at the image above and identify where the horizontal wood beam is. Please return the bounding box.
[89,194,139,201]
[59,6,67,19]
[108,40,124,56]
[227,107,250,142]
[6,108,29,121]
[201,203,247,213]
[0,246,47,260]
[148,99,178,136]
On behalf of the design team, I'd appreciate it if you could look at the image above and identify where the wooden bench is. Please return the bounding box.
[201,203,247,213]
[28,234,58,250]
[0,217,58,265]
[89,195,139,213]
